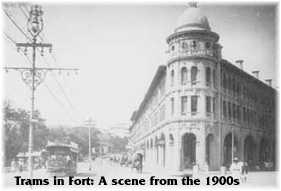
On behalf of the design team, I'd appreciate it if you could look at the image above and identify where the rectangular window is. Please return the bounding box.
[213,97,216,116]
[181,96,187,114]
[250,110,253,125]
[243,107,246,123]
[228,102,232,120]
[223,100,227,118]
[191,96,198,115]
[233,103,236,120]
[171,98,174,115]
[206,68,211,86]
[206,96,211,115]
[237,105,240,121]
[247,108,250,124]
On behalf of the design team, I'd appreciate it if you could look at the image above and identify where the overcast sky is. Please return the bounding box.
[2,2,277,129]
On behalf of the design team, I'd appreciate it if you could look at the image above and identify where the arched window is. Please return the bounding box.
[192,41,197,48]
[191,66,198,85]
[206,67,211,86]
[205,42,211,49]
[171,70,174,86]
[181,67,188,84]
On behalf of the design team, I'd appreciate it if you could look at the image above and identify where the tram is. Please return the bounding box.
[45,141,78,176]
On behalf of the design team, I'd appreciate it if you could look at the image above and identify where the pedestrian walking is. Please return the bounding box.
[241,161,249,183]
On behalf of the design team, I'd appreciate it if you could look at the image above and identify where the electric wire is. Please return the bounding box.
[16,5,76,105]
[3,31,77,121]
[4,7,78,118]
[3,7,32,42]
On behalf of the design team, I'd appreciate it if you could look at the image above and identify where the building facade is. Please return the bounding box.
[129,4,276,172]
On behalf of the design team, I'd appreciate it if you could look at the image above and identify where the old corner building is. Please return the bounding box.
[129,3,276,172]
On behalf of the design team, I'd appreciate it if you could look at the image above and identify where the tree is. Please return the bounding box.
[47,126,101,156]
[3,100,48,166]
[109,135,128,153]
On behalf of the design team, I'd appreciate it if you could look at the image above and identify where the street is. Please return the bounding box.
[3,158,277,188]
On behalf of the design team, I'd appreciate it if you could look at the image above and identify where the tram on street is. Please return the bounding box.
[45,141,78,176]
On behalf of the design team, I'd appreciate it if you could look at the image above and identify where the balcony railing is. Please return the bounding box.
[170,48,217,60]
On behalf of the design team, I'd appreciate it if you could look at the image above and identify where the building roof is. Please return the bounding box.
[221,59,276,93]
[130,110,137,122]
[175,4,211,32]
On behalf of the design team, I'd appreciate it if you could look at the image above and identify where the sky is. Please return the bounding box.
[2,1,277,129]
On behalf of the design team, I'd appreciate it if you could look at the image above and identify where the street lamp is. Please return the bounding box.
[28,5,43,38]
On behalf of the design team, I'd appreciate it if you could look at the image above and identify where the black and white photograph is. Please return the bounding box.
[1,0,278,188]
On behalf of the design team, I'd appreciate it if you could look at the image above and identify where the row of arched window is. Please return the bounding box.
[171,66,198,85]
[171,66,216,87]
[144,134,175,149]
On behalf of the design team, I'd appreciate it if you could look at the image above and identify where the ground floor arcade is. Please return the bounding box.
[134,121,275,172]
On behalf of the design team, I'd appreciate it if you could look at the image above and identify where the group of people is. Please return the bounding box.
[10,158,25,172]
[230,157,249,183]
[49,154,73,167]
[10,157,45,172]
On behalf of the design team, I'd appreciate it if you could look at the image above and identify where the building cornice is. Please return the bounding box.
[166,30,220,44]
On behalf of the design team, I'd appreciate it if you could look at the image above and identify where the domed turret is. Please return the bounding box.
[175,3,211,32]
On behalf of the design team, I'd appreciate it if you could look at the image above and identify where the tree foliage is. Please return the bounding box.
[47,126,102,156]
[3,101,129,166]
[3,101,48,166]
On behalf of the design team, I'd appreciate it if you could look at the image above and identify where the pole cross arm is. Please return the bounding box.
[36,67,79,71]
[16,42,52,48]
[4,67,79,89]
[4,67,79,71]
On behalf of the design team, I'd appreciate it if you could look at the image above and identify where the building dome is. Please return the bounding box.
[175,4,211,32]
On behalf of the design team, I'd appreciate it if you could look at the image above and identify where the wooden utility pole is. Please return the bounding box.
[85,118,95,171]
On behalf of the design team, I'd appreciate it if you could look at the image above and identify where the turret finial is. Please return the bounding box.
[188,2,197,8]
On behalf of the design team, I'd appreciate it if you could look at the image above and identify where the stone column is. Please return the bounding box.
[196,128,206,171]
[173,135,182,172]
[158,146,163,167]
[167,143,174,170]
[154,145,158,166]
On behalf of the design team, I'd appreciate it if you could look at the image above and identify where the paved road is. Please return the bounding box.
[3,158,277,188]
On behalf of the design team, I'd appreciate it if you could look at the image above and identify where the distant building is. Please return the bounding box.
[109,125,130,138]
[129,4,276,172]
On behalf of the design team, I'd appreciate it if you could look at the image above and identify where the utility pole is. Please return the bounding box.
[85,118,95,171]
[231,124,234,164]
[4,4,78,179]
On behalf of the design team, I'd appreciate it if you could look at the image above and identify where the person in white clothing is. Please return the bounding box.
[230,158,242,181]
